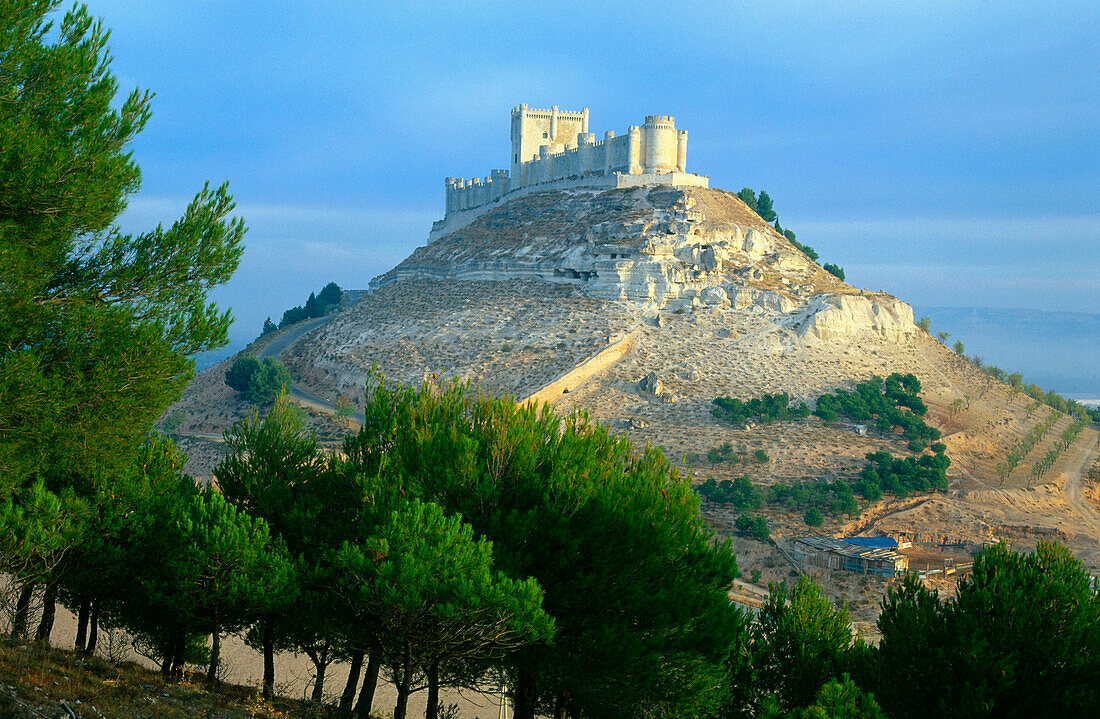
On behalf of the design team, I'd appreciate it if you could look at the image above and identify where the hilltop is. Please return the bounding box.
[170,182,1100,647]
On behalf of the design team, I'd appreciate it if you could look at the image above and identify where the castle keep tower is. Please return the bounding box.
[511,104,590,179]
[435,104,707,242]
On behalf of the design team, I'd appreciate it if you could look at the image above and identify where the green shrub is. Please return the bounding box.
[712,393,811,426]
[735,514,771,541]
[813,373,940,450]
[707,442,739,463]
[855,449,950,500]
[224,354,260,394]
[245,358,292,404]
[697,476,763,510]
[803,507,824,527]
[767,479,859,519]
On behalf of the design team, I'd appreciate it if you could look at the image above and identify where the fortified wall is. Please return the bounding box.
[431,104,709,241]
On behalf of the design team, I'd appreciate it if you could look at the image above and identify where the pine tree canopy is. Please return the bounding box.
[0,1,246,490]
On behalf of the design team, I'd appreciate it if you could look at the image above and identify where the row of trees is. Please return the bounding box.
[994,409,1061,483]
[712,393,812,426]
[813,374,942,452]
[916,319,1099,423]
[735,187,846,281]
[722,542,1100,718]
[855,450,950,500]
[1027,418,1088,486]
[267,281,344,333]
[699,476,764,509]
[3,380,746,718]
[767,479,860,520]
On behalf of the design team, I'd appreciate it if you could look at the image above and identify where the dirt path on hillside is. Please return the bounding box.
[1061,430,1100,533]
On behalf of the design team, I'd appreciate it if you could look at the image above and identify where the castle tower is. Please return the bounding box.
[628,125,642,174]
[510,103,589,180]
[642,115,678,173]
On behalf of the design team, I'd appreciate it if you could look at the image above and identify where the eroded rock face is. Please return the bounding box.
[783,294,916,342]
[370,184,914,347]
[371,186,846,313]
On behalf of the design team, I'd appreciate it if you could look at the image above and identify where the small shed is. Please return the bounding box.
[791,537,909,577]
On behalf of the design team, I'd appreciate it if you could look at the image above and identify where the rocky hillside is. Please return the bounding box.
[171,184,1100,628]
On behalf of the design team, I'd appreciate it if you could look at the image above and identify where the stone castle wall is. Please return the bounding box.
[440,105,706,231]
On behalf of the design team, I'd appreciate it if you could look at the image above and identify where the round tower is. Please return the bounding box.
[643,115,678,172]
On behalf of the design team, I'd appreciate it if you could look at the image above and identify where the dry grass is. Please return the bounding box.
[0,639,336,719]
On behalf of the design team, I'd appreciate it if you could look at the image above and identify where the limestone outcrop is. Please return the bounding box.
[783,294,916,343]
[374,186,850,315]
[370,184,917,351]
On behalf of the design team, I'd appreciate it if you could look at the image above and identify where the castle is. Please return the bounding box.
[430,104,709,241]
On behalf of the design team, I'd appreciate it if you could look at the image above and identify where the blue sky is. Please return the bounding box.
[88,1,1098,360]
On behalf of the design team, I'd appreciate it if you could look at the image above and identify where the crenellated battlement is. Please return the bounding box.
[512,103,588,120]
[437,103,708,241]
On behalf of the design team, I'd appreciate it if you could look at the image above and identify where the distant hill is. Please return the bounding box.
[193,345,241,372]
[914,306,1100,397]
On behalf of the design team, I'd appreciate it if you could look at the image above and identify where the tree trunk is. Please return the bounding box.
[425,660,440,719]
[512,662,537,719]
[84,599,99,655]
[310,649,328,703]
[33,579,58,645]
[74,598,90,650]
[262,618,275,700]
[206,606,222,686]
[10,582,34,639]
[160,646,173,674]
[553,691,570,719]
[355,649,381,716]
[393,646,413,719]
[161,628,176,675]
[338,650,364,714]
[206,633,220,686]
[170,627,187,680]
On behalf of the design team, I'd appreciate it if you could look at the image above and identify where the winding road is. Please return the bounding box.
[254,313,367,426]
[178,311,364,444]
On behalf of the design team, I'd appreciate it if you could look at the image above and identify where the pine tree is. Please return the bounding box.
[0,1,245,492]
[246,359,292,404]
[0,480,88,642]
[875,542,1100,718]
[335,499,553,719]
[738,187,758,212]
[756,191,777,222]
[318,281,343,308]
[169,488,295,684]
[217,393,320,698]
[304,291,322,318]
[741,576,854,714]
